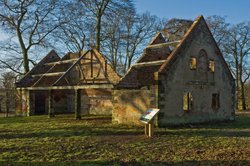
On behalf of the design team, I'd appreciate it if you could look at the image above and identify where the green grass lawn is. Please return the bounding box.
[0,114,249,165]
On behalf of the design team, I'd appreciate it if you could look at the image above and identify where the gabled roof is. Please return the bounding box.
[16,50,60,87]
[117,32,172,88]
[158,16,234,82]
[16,49,120,89]
[117,15,234,88]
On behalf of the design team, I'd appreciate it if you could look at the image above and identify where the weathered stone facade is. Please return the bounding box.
[112,87,157,125]
[113,16,235,126]
[157,18,235,126]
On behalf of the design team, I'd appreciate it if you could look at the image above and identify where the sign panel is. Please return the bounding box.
[140,108,160,124]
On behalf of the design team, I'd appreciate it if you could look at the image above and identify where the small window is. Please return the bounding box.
[212,93,220,109]
[190,58,197,70]
[183,92,193,112]
[209,60,215,72]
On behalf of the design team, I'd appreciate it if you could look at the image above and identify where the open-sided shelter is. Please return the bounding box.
[16,49,120,117]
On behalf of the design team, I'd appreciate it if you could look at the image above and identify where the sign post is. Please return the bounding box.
[140,108,160,137]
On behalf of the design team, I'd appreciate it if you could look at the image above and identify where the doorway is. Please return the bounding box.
[35,92,46,114]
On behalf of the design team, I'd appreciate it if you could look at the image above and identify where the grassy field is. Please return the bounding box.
[0,114,249,165]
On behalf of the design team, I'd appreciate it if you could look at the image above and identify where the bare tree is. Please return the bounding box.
[206,15,229,49]
[223,22,250,110]
[101,12,124,72]
[162,18,193,42]
[122,12,163,73]
[102,11,164,74]
[0,0,69,74]
[206,16,250,111]
[80,0,133,51]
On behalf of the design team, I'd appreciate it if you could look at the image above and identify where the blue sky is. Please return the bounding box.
[134,0,250,24]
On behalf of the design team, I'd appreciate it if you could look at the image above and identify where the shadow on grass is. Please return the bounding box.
[1,160,250,166]
[0,125,143,139]
[0,114,112,125]
[0,114,250,139]
[157,129,250,137]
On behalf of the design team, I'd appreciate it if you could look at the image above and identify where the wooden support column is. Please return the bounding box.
[154,72,159,108]
[145,121,154,138]
[105,60,107,77]
[145,124,149,136]
[154,72,159,127]
[48,90,55,118]
[90,52,93,78]
[75,89,81,120]
[148,121,154,137]
[25,90,31,116]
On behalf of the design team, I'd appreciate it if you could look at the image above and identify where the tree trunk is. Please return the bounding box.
[22,50,29,73]
[235,58,240,110]
[96,15,102,51]
[240,81,247,110]
[16,27,29,73]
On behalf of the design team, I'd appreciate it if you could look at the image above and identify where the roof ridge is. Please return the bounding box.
[158,15,203,73]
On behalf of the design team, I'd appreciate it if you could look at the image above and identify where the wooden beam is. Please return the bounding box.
[53,51,89,86]
[16,50,60,87]
[45,57,96,66]
[132,60,166,68]
[91,52,93,78]
[32,72,65,77]
[45,58,79,66]
[91,50,110,83]
[105,60,107,77]
[80,61,99,65]
[81,78,108,81]
[17,84,114,90]
[146,40,180,49]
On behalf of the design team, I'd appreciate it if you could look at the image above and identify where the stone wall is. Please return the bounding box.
[112,87,157,125]
[81,89,113,115]
[16,88,114,116]
[16,89,30,116]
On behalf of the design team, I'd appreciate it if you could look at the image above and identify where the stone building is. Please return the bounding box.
[113,16,235,126]
[16,49,120,117]
[16,15,235,126]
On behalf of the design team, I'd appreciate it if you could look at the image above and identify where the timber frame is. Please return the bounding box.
[16,49,120,118]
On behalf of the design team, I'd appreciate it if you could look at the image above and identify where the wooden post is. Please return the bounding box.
[48,90,55,118]
[154,72,159,108]
[90,52,93,78]
[75,89,81,120]
[105,60,107,77]
[154,72,159,127]
[145,120,154,137]
[145,124,149,136]
[26,90,31,116]
[148,121,154,137]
